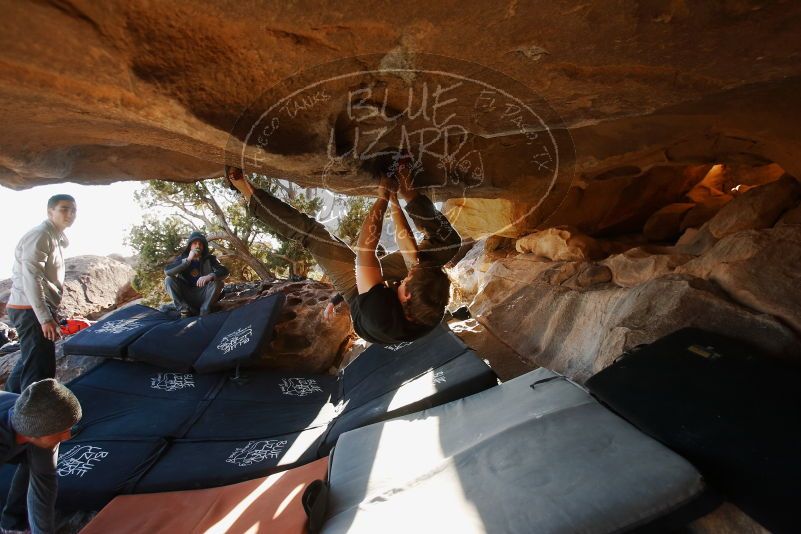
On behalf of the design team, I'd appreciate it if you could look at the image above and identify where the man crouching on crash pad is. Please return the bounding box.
[164,231,230,317]
[0,379,82,534]
[226,153,461,345]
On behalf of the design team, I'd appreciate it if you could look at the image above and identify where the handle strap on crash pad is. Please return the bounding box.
[303,479,329,533]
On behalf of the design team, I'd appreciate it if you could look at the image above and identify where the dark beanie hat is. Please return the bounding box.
[12,379,82,437]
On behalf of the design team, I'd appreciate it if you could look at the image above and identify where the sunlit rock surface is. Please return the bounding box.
[2,1,801,224]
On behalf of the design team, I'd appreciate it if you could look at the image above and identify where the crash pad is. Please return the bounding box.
[322,368,717,534]
[62,305,172,358]
[81,457,328,534]
[586,328,801,533]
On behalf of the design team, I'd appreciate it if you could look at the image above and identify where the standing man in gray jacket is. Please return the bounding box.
[5,195,76,394]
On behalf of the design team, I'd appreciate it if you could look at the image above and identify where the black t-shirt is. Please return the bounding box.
[350,283,433,345]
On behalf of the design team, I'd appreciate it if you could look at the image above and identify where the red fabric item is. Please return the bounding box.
[60,319,91,336]
[81,457,328,534]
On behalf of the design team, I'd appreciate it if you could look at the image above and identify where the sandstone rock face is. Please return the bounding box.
[476,274,800,382]
[443,198,535,240]
[515,227,603,261]
[707,175,801,239]
[677,225,801,336]
[449,318,533,381]
[59,255,136,320]
[602,246,694,288]
[643,203,695,241]
[218,279,353,373]
[777,203,801,226]
[3,2,801,225]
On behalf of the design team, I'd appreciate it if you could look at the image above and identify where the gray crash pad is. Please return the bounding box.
[323,368,716,534]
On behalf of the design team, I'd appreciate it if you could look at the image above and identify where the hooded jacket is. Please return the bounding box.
[7,220,68,324]
[164,231,229,285]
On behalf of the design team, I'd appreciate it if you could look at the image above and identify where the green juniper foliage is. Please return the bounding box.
[127,175,369,305]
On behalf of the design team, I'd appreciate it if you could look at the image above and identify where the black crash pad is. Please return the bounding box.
[0,324,496,510]
[0,438,166,513]
[194,293,285,373]
[127,311,231,369]
[67,294,285,374]
[63,305,172,358]
[134,428,327,493]
[586,328,801,533]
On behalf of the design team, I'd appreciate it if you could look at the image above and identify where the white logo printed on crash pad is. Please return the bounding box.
[217,325,253,354]
[432,370,447,384]
[385,341,413,352]
[150,373,195,391]
[57,445,109,477]
[226,440,287,467]
[94,319,142,335]
[279,378,323,397]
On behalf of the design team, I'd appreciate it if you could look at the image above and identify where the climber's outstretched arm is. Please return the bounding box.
[355,177,395,294]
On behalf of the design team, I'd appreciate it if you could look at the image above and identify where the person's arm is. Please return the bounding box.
[26,445,58,534]
[394,164,461,267]
[197,255,229,287]
[209,255,229,280]
[227,167,255,203]
[389,194,419,267]
[19,230,60,340]
[355,178,395,294]
[164,253,193,276]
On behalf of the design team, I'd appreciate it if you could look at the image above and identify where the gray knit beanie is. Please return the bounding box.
[12,379,82,437]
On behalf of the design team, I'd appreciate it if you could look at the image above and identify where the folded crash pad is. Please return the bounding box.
[321,345,497,453]
[322,368,717,534]
[81,456,328,534]
[127,311,231,369]
[194,293,285,373]
[127,293,285,373]
[62,305,172,357]
[585,328,801,533]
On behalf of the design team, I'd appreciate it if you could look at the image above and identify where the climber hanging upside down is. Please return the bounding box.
[226,153,461,345]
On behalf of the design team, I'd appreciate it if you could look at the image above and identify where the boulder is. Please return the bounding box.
[685,502,770,534]
[59,255,136,320]
[477,274,800,383]
[643,203,695,241]
[443,198,536,239]
[677,225,801,336]
[469,254,555,317]
[447,239,512,306]
[0,338,103,389]
[218,279,353,373]
[680,195,732,231]
[449,318,534,381]
[515,227,603,261]
[602,246,694,288]
[776,202,801,226]
[574,263,613,288]
[706,175,801,239]
[686,163,784,203]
